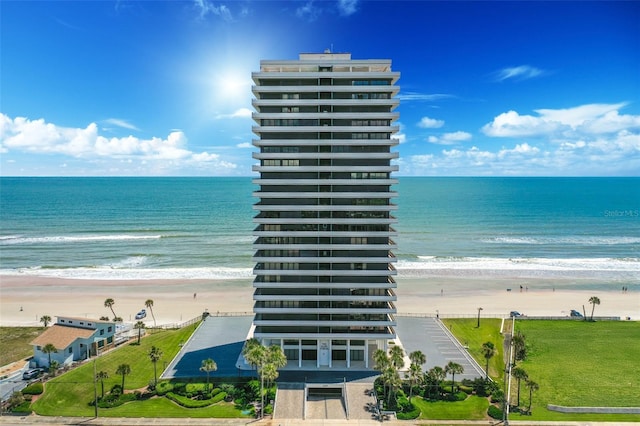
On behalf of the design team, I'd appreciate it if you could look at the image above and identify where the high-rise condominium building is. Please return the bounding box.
[251,52,400,370]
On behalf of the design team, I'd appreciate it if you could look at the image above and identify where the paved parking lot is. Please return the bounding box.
[162,315,483,382]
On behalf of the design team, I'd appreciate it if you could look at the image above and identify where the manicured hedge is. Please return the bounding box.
[22,382,44,395]
[488,404,503,419]
[396,406,420,420]
[166,391,227,408]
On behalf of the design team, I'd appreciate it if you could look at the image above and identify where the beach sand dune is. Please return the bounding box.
[1,275,637,326]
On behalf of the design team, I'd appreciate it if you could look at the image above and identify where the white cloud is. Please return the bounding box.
[337,0,358,16]
[215,108,253,120]
[296,1,321,21]
[236,142,252,148]
[397,92,454,102]
[104,118,139,131]
[482,103,640,138]
[193,0,233,21]
[403,129,640,176]
[417,116,444,128]
[1,114,237,172]
[428,131,472,145]
[494,65,544,81]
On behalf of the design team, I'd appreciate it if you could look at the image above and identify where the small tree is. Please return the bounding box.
[104,298,117,321]
[41,343,57,367]
[445,361,464,394]
[134,321,145,344]
[200,358,217,392]
[145,299,156,327]
[512,366,528,407]
[512,331,527,362]
[115,364,131,391]
[96,370,109,398]
[426,366,446,399]
[48,360,60,376]
[39,315,52,328]
[589,296,601,321]
[373,349,391,400]
[525,379,539,413]
[406,350,426,402]
[148,346,163,386]
[481,341,497,380]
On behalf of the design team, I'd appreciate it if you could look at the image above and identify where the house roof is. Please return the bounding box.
[56,316,114,324]
[30,325,96,350]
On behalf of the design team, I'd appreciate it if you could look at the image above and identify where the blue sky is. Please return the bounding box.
[1,1,639,176]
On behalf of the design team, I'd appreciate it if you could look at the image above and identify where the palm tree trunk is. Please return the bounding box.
[516,379,521,406]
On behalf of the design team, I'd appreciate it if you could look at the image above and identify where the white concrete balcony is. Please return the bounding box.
[252,165,399,173]
[254,191,398,199]
[253,139,400,147]
[253,178,399,186]
[253,268,397,277]
[252,98,400,110]
[253,125,400,134]
[252,152,399,160]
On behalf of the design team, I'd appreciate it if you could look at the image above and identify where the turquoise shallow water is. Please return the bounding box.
[1,177,638,284]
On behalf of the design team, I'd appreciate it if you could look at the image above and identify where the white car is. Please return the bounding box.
[135,309,147,320]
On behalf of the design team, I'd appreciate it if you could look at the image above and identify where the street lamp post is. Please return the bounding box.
[477,307,483,328]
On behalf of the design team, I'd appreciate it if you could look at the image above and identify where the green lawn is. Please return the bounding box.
[0,327,43,366]
[32,323,241,417]
[413,395,490,420]
[508,320,640,422]
[441,318,505,382]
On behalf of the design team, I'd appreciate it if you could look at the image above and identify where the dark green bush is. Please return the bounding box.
[459,385,473,394]
[110,384,122,395]
[156,381,173,396]
[165,391,226,408]
[22,382,44,395]
[11,401,32,414]
[396,406,420,420]
[488,404,503,419]
[491,388,505,403]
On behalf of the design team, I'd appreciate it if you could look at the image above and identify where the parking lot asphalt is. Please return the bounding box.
[161,315,483,382]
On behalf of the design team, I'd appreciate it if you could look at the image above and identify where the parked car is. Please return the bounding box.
[22,368,43,380]
[135,309,147,320]
[510,311,524,317]
[570,309,583,318]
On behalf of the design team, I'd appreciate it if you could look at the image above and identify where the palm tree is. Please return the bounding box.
[242,338,263,374]
[481,341,497,380]
[242,339,267,416]
[512,366,528,407]
[134,321,145,344]
[407,350,426,402]
[41,343,57,367]
[115,363,131,391]
[104,298,117,320]
[426,366,446,399]
[145,299,156,327]
[200,358,217,392]
[389,345,405,370]
[525,379,539,413]
[512,331,527,362]
[148,346,163,386]
[589,296,601,321]
[267,345,287,371]
[445,361,464,394]
[39,315,52,328]
[96,370,109,398]
[373,349,390,400]
[48,360,60,376]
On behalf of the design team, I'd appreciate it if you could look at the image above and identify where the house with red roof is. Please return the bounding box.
[30,316,116,367]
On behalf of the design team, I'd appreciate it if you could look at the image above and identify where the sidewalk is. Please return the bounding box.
[1,414,639,426]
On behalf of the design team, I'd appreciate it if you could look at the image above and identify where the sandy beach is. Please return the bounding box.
[1,275,637,327]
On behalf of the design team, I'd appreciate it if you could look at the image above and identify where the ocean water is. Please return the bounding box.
[1,177,638,286]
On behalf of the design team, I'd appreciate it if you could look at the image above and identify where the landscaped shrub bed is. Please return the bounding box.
[166,391,227,408]
[22,382,44,395]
